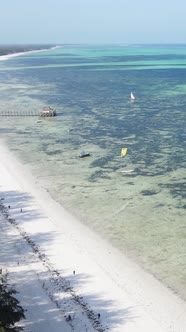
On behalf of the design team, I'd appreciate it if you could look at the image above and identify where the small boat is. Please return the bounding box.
[121,148,128,157]
[120,169,134,173]
[130,92,135,101]
[79,152,91,158]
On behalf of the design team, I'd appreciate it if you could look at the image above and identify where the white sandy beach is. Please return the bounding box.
[0,47,58,62]
[0,52,32,61]
[0,139,186,332]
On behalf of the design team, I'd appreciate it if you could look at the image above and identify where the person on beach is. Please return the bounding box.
[73,270,75,275]
[66,314,72,321]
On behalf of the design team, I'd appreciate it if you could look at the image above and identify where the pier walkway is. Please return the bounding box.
[0,110,40,117]
[0,110,56,117]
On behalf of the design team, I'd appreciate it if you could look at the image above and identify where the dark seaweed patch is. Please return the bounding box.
[89,170,111,182]
[159,181,186,200]
[46,149,62,155]
[140,190,159,196]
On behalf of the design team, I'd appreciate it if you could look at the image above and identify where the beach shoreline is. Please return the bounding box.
[0,138,186,332]
[0,46,59,61]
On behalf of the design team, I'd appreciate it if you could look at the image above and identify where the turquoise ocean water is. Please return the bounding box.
[0,45,185,299]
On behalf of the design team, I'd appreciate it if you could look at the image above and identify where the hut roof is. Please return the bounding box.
[40,106,56,117]
[42,106,54,112]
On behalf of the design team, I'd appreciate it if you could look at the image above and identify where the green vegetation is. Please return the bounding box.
[0,272,25,332]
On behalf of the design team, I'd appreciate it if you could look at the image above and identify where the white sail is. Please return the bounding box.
[130,92,135,100]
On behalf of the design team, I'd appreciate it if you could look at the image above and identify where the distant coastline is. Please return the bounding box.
[0,44,60,57]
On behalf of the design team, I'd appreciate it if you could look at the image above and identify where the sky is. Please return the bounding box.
[1,0,186,45]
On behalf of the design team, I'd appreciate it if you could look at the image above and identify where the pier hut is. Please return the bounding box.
[40,106,56,117]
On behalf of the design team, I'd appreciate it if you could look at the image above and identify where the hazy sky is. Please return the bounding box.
[1,0,186,44]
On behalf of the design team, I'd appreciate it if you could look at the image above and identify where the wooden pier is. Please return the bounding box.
[0,110,40,117]
[0,107,57,117]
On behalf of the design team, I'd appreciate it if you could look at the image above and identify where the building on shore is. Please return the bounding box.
[40,106,56,117]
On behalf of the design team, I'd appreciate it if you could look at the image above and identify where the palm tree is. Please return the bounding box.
[0,272,25,331]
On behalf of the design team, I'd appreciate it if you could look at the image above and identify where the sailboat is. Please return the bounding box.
[121,147,128,157]
[130,92,135,101]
